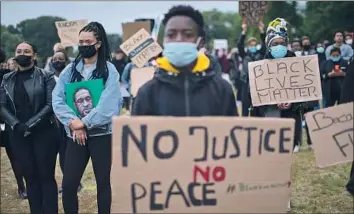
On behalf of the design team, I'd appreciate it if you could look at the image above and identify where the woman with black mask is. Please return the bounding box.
[0,49,27,200]
[52,22,122,214]
[0,41,58,213]
[51,51,83,194]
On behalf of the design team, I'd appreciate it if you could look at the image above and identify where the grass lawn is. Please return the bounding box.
[1,133,353,213]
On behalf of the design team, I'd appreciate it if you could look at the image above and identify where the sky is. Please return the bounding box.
[1,1,241,34]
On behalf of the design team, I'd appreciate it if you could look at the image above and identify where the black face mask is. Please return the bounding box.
[78,44,97,58]
[52,61,66,72]
[15,55,33,67]
[303,44,310,51]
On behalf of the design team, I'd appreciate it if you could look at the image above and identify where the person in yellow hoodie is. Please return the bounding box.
[132,5,238,116]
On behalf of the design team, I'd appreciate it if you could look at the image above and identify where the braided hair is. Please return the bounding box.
[71,22,111,83]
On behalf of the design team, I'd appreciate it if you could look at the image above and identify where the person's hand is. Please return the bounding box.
[14,123,29,136]
[69,119,85,131]
[0,63,8,69]
[337,70,346,76]
[242,23,248,35]
[277,103,291,110]
[258,21,265,33]
[72,129,87,146]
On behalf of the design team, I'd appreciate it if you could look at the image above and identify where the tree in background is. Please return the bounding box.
[16,16,66,67]
[263,1,303,40]
[303,1,354,43]
[1,25,23,59]
[107,34,122,52]
[202,9,242,49]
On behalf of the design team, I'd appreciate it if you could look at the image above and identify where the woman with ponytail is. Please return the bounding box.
[52,22,122,214]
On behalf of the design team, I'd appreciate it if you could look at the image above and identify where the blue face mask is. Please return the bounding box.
[330,56,341,62]
[248,46,257,53]
[163,42,198,67]
[270,45,288,59]
[316,47,324,53]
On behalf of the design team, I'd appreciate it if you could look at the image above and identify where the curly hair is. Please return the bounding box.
[162,5,205,38]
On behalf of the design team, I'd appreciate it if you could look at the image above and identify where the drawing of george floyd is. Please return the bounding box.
[65,79,104,119]
[73,87,93,118]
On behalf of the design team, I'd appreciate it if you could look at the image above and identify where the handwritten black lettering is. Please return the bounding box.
[122,125,147,167]
[264,130,276,152]
[165,180,190,209]
[279,128,291,153]
[332,128,354,157]
[258,129,264,155]
[290,61,300,73]
[212,136,228,160]
[153,130,179,159]
[202,183,217,205]
[150,182,163,210]
[303,59,314,73]
[312,112,353,132]
[131,183,147,213]
[244,127,258,157]
[229,126,242,158]
[253,64,264,78]
[190,126,209,162]
[276,76,286,88]
[277,62,288,74]
[289,75,300,87]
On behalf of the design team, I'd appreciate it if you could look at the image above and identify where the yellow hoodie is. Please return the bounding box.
[156,53,210,74]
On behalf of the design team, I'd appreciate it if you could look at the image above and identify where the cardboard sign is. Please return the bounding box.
[120,28,163,68]
[213,39,228,50]
[305,102,353,168]
[248,55,322,107]
[131,66,156,97]
[122,21,151,42]
[239,1,268,26]
[111,117,295,213]
[55,19,88,47]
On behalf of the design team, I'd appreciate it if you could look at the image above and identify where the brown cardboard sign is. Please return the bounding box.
[248,55,323,107]
[55,19,88,47]
[111,117,295,213]
[305,102,353,168]
[239,1,268,26]
[131,66,156,97]
[122,21,151,42]
[120,28,163,68]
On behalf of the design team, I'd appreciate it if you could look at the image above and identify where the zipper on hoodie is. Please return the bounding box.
[184,75,190,116]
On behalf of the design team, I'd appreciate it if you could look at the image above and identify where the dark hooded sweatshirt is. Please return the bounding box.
[132,53,238,116]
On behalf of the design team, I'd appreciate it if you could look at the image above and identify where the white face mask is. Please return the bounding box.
[294,51,302,57]
[346,39,353,45]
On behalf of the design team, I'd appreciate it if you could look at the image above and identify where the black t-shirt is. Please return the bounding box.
[14,67,34,122]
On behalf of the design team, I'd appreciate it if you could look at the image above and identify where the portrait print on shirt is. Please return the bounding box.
[65,79,108,136]
[65,79,104,118]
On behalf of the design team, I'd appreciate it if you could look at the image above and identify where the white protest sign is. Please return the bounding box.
[305,102,353,168]
[248,55,323,107]
[55,19,88,47]
[213,39,228,50]
[111,117,295,213]
[120,28,163,68]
